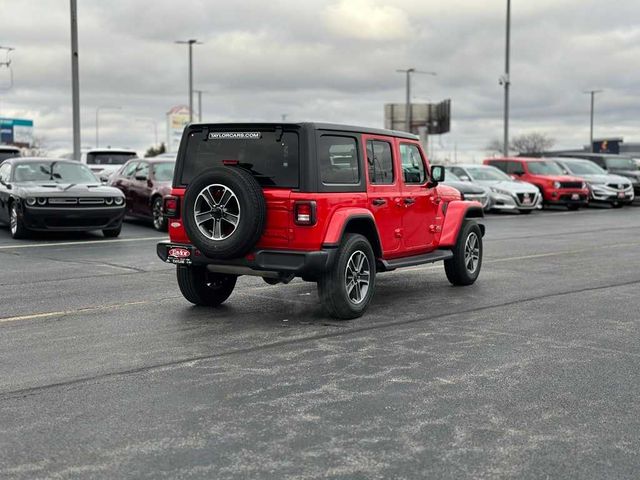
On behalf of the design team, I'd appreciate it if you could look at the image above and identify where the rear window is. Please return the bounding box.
[181,130,299,188]
[319,135,359,185]
[87,152,137,165]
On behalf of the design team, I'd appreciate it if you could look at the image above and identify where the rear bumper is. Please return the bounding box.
[157,241,337,277]
[22,205,125,231]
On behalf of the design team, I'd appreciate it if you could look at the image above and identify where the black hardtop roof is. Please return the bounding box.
[188,122,420,141]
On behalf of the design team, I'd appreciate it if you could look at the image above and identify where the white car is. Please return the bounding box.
[0,145,21,163]
[61,148,138,182]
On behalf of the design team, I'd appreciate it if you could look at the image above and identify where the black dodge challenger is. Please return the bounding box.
[0,158,126,239]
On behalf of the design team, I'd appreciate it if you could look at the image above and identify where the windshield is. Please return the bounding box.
[605,157,637,170]
[466,166,511,181]
[12,161,98,183]
[560,160,605,175]
[444,171,461,182]
[527,161,564,175]
[86,152,137,165]
[0,150,20,162]
[181,129,299,187]
[152,162,175,182]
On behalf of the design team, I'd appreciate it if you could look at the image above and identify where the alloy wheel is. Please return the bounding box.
[152,199,164,230]
[10,207,18,236]
[344,250,370,305]
[464,232,480,274]
[193,184,241,241]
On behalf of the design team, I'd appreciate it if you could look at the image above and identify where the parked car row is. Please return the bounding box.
[441,154,637,212]
[0,151,176,239]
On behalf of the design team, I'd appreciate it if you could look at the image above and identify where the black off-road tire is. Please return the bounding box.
[152,196,167,231]
[103,226,122,238]
[176,265,237,306]
[444,220,483,286]
[9,202,29,239]
[182,167,266,259]
[317,233,376,320]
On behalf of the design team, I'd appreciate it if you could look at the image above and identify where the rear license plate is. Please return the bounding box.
[166,246,193,265]
[571,193,580,200]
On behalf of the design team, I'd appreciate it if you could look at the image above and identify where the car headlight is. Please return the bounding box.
[26,197,36,206]
[37,197,47,205]
[490,187,511,196]
[105,197,113,205]
[114,197,124,206]
[553,181,561,189]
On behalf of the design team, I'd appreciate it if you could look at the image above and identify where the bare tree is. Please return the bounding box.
[24,135,48,157]
[510,133,555,154]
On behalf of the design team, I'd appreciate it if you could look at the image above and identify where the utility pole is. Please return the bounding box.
[396,68,436,133]
[0,46,15,116]
[175,39,202,122]
[281,114,288,122]
[501,0,511,157]
[70,0,81,160]
[583,89,602,152]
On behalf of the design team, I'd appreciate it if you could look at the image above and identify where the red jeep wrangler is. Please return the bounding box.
[157,123,485,319]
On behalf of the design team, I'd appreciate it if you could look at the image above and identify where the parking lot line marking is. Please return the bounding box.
[0,301,149,324]
[0,236,166,250]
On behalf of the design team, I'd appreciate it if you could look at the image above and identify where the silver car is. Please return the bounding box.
[446,164,542,213]
[553,157,634,206]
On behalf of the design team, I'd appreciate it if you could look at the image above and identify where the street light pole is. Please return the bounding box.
[396,69,436,133]
[96,105,121,148]
[583,89,602,152]
[70,0,81,160]
[502,0,511,157]
[175,39,202,122]
[194,89,207,122]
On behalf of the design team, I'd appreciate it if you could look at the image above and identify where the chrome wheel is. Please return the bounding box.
[10,207,18,236]
[152,198,164,230]
[345,250,370,305]
[193,184,240,241]
[464,232,480,274]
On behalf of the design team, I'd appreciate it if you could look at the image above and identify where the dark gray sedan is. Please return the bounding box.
[0,158,126,239]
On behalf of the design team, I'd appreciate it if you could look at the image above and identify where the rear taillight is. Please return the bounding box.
[294,201,316,226]
[164,195,180,218]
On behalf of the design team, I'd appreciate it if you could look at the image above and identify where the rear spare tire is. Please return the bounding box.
[182,167,266,259]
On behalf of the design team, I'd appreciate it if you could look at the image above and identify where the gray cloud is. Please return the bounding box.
[0,0,639,160]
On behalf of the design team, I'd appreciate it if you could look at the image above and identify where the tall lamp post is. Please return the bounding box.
[194,89,207,122]
[500,0,511,157]
[96,105,121,148]
[70,0,81,160]
[583,89,602,152]
[396,68,436,133]
[175,39,202,122]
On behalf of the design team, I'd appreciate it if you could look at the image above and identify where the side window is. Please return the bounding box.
[490,160,507,172]
[0,164,10,182]
[135,162,149,179]
[367,140,394,185]
[122,161,139,178]
[507,161,525,175]
[319,135,359,185]
[399,143,426,184]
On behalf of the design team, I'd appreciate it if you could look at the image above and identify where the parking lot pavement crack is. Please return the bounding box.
[1,277,640,401]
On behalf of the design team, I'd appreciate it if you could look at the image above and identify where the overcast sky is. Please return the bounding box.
[1,0,639,160]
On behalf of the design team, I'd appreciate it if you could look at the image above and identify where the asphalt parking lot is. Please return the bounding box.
[1,208,640,479]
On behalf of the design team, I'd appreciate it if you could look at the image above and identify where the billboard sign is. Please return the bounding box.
[0,117,33,147]
[593,138,622,155]
[384,99,451,135]
[166,105,190,152]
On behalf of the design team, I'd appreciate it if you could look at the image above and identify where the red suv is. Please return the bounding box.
[484,157,588,209]
[157,123,485,319]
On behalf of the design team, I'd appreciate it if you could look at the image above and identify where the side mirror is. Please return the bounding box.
[428,165,445,187]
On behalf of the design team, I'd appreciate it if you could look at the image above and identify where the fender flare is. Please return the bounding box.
[438,201,485,248]
[322,208,382,254]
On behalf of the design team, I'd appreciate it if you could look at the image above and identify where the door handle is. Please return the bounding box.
[372,198,387,206]
[404,197,416,205]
